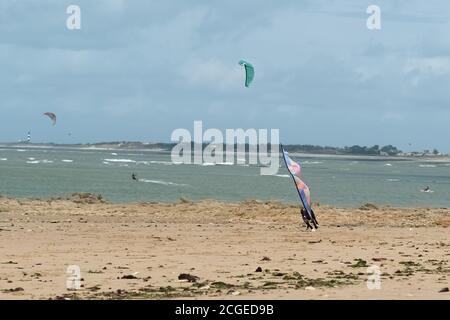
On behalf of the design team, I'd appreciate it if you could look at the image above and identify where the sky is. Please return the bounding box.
[1,0,450,152]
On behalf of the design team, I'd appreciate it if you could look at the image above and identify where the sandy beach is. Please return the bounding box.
[0,193,449,300]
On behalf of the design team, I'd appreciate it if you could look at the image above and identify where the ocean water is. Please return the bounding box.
[1,146,450,208]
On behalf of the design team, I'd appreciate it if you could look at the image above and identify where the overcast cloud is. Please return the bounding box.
[1,0,450,151]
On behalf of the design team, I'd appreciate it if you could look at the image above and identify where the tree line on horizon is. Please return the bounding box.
[20,140,448,156]
[75,141,404,156]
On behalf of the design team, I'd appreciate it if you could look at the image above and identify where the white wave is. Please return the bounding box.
[138,179,187,187]
[111,153,118,156]
[135,160,182,166]
[275,174,290,178]
[217,162,234,166]
[419,164,436,168]
[62,159,74,163]
[103,158,136,163]
[304,161,323,164]
[150,160,177,165]
[17,149,26,152]
[202,162,215,166]
[0,158,7,161]
[28,157,35,160]
[386,178,400,182]
[26,159,54,164]
[385,163,392,166]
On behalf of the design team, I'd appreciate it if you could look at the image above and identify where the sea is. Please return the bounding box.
[1,145,450,208]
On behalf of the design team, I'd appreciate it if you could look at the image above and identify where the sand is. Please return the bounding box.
[0,194,449,300]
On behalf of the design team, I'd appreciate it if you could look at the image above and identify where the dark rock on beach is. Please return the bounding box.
[178,273,199,283]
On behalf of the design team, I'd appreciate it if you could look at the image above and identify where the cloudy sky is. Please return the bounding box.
[1,0,450,151]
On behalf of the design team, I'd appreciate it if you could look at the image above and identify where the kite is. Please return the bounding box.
[281,145,319,230]
[239,60,254,87]
[43,112,57,126]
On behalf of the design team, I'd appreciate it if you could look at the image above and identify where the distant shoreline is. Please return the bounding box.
[1,142,449,162]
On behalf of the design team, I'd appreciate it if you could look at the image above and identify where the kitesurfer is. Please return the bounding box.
[131,173,137,181]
